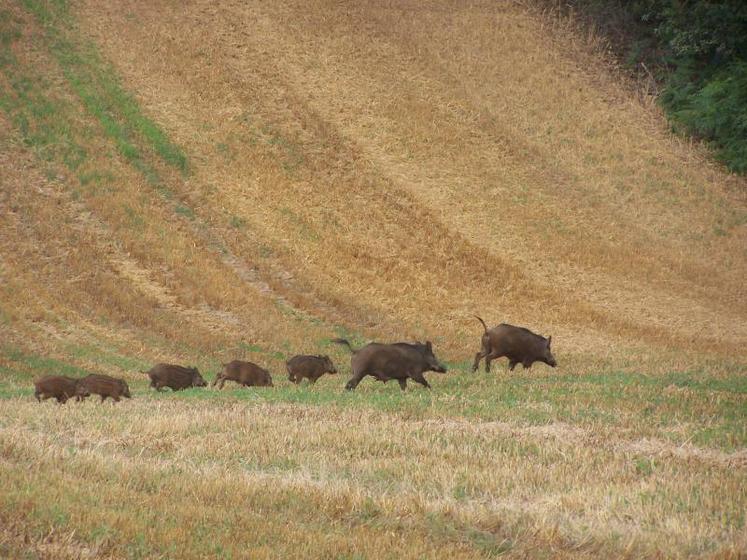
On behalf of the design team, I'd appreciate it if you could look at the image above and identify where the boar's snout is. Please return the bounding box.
[423,341,447,373]
[323,356,337,374]
[545,337,556,368]
[427,357,447,373]
[191,369,207,387]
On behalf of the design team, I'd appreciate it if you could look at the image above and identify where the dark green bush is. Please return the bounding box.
[662,61,747,172]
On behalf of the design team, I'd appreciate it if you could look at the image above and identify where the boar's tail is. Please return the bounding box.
[332,338,356,353]
[474,315,488,334]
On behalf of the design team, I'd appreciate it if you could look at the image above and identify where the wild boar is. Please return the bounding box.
[76,374,131,403]
[34,376,84,404]
[333,338,447,391]
[213,360,273,389]
[143,363,207,391]
[471,316,557,373]
[286,355,337,384]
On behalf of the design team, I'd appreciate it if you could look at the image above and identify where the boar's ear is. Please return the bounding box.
[547,336,552,347]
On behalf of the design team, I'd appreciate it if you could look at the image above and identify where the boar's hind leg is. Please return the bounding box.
[398,378,407,391]
[485,351,505,373]
[508,360,518,371]
[471,351,485,373]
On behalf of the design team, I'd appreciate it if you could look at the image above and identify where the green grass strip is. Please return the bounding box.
[22,0,188,177]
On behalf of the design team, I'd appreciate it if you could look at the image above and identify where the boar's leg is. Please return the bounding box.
[485,351,507,373]
[409,372,431,389]
[397,378,407,391]
[471,351,485,373]
[345,373,365,391]
[508,360,518,371]
[34,391,41,402]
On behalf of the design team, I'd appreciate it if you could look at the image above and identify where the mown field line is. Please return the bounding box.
[0,427,636,557]
[375,415,747,470]
[4,399,745,470]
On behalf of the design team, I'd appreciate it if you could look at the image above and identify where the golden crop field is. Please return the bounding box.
[0,1,745,558]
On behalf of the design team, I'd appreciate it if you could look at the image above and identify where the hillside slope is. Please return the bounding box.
[2,0,746,368]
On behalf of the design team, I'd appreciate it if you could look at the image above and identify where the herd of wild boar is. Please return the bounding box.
[33,318,557,404]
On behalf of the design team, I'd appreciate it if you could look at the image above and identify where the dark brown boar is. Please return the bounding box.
[213,360,273,388]
[34,376,85,404]
[143,363,207,391]
[333,338,447,391]
[76,374,131,403]
[286,355,337,384]
[471,316,557,373]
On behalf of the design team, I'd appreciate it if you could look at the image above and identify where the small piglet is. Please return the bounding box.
[34,376,86,404]
[286,355,337,385]
[213,360,273,389]
[76,374,131,403]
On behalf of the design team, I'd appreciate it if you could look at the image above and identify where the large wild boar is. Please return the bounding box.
[333,338,447,391]
[471,316,556,373]
[143,363,207,391]
[34,376,85,404]
[76,374,131,403]
[213,360,273,388]
[286,355,337,384]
